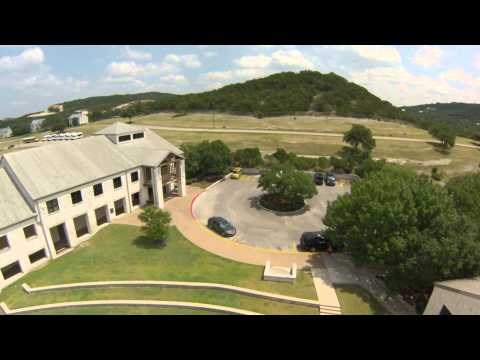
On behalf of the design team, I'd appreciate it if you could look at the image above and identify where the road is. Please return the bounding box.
[145,125,480,150]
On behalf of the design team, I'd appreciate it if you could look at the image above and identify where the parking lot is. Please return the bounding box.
[192,176,350,250]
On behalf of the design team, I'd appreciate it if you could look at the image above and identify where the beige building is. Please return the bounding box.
[68,110,89,126]
[424,278,480,315]
[0,122,186,290]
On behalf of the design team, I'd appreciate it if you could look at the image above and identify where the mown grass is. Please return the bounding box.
[334,284,389,315]
[0,224,318,315]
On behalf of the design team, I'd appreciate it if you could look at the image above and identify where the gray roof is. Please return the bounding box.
[0,169,35,231]
[436,278,480,297]
[95,122,144,135]
[2,126,183,200]
[0,127,12,133]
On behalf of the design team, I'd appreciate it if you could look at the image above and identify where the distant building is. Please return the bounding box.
[0,127,12,139]
[30,118,46,133]
[68,110,89,127]
[48,104,64,113]
[424,278,480,315]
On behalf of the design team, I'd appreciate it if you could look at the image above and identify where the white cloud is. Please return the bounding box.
[106,61,176,78]
[350,65,480,106]
[124,46,152,61]
[165,53,202,68]
[159,74,188,84]
[439,68,480,87]
[350,45,401,64]
[271,49,314,69]
[234,54,272,68]
[412,45,443,68]
[0,47,45,71]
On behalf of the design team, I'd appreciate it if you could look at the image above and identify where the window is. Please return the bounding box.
[0,235,9,252]
[71,190,83,204]
[133,132,144,139]
[113,177,122,189]
[131,192,140,207]
[114,199,125,216]
[1,261,22,280]
[29,249,46,264]
[93,183,103,196]
[23,224,37,239]
[46,199,59,214]
[73,214,89,238]
[131,171,139,182]
[95,206,109,226]
[118,134,131,142]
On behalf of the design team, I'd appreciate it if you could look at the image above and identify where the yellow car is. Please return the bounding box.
[231,172,241,180]
[232,167,242,174]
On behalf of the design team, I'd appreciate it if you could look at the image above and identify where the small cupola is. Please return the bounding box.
[94,122,145,144]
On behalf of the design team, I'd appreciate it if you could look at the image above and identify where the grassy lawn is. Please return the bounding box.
[335,284,389,315]
[0,224,318,315]
[152,129,480,178]
[30,306,219,315]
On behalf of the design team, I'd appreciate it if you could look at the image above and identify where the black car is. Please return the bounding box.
[325,173,336,186]
[299,231,330,251]
[207,217,237,237]
[313,172,324,185]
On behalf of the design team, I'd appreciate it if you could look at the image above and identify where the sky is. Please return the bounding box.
[1,45,480,118]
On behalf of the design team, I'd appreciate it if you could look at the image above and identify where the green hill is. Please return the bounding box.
[4,71,446,137]
[403,103,480,137]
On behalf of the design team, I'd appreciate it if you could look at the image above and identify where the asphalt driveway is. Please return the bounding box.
[193,176,350,250]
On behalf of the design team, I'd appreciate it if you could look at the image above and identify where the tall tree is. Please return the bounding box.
[323,165,480,310]
[258,164,317,203]
[429,123,456,150]
[343,124,376,153]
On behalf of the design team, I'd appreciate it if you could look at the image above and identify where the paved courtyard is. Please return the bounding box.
[193,176,350,250]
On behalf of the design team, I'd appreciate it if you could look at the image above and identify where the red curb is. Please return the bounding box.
[190,192,203,219]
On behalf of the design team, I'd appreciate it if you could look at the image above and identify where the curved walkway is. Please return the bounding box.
[0,300,261,315]
[21,281,320,308]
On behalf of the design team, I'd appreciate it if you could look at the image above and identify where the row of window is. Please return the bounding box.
[46,171,140,214]
[118,132,145,143]
[0,225,38,253]
[1,248,47,281]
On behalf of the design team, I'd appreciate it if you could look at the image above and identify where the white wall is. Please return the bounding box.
[36,167,145,256]
[0,219,48,290]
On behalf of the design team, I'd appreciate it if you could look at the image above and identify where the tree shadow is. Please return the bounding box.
[133,235,167,250]
[427,141,451,155]
[247,196,310,217]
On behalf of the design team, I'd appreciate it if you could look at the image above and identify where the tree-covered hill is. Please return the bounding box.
[403,102,480,138]
[6,70,471,137]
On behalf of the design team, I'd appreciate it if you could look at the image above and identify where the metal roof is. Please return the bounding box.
[0,169,36,231]
[94,122,145,135]
[2,126,183,200]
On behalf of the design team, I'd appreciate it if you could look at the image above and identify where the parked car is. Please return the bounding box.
[7,144,15,149]
[325,173,336,186]
[231,167,241,180]
[207,217,237,237]
[299,231,330,251]
[313,172,324,185]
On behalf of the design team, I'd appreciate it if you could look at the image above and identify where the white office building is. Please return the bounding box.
[68,110,89,126]
[0,122,186,290]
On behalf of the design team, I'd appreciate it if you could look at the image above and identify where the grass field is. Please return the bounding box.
[334,284,389,315]
[2,112,478,178]
[0,224,320,315]
[30,306,219,315]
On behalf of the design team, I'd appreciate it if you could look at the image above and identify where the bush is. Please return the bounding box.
[232,147,264,168]
[317,157,330,170]
[355,158,386,178]
[431,167,443,181]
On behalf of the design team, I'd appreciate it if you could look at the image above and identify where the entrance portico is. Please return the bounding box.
[145,154,186,209]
